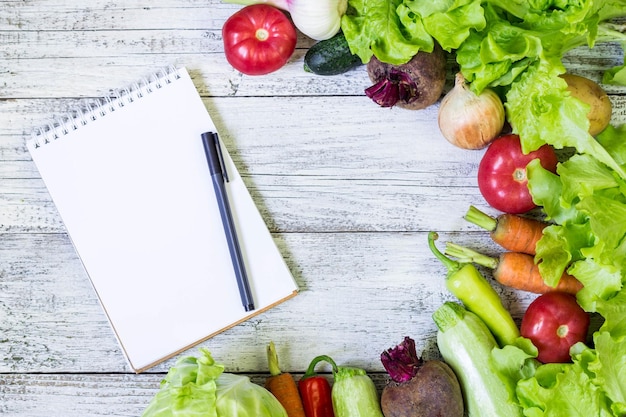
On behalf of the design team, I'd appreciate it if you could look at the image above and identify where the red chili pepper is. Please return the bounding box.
[298,355,337,417]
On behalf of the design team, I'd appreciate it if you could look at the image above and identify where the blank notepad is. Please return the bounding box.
[27,67,298,372]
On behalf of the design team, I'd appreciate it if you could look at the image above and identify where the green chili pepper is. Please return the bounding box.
[331,365,384,417]
[428,231,520,347]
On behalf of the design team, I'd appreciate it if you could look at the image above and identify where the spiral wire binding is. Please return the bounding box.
[30,66,181,149]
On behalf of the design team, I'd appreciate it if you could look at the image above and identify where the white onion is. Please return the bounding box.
[438,73,505,150]
[225,0,347,41]
[287,0,347,40]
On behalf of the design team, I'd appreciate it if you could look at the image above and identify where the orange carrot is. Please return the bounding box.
[495,252,583,294]
[265,341,306,417]
[464,205,548,255]
[445,242,583,295]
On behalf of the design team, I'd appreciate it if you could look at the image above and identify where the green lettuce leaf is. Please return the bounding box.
[404,0,486,52]
[517,126,626,416]
[527,144,626,293]
[492,289,626,416]
[594,288,626,339]
[602,41,626,85]
[603,63,626,86]
[456,4,545,93]
[515,361,614,417]
[569,258,623,313]
[340,0,433,65]
[587,331,626,414]
[558,154,620,204]
[535,223,592,288]
[340,0,489,64]
[577,194,626,254]
[597,124,626,167]
[504,61,626,181]
[142,348,224,417]
[491,337,540,402]
[574,287,626,414]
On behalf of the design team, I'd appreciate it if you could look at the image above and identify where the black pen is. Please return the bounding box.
[201,131,255,312]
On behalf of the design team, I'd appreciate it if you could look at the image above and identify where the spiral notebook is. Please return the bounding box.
[27,67,298,372]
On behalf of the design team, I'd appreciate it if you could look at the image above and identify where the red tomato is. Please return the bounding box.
[477,134,558,214]
[222,4,297,76]
[520,292,590,363]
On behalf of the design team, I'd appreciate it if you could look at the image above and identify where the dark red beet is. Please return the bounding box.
[380,337,463,417]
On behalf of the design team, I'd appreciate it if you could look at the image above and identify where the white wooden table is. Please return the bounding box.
[1,1,625,415]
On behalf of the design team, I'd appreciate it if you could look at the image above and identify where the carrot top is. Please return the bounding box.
[265,342,306,417]
[267,341,283,377]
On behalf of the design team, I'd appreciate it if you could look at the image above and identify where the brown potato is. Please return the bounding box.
[561,73,612,136]
[380,360,463,417]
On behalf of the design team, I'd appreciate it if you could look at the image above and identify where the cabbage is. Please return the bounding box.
[215,373,287,417]
[142,349,287,417]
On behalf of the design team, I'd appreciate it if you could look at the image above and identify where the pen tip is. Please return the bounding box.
[244,303,255,312]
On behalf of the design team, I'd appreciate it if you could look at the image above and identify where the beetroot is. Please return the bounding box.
[365,43,447,110]
[380,337,463,417]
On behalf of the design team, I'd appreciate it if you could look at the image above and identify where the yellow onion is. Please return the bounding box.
[438,73,505,150]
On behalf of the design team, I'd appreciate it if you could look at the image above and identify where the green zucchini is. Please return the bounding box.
[304,32,363,76]
[433,302,523,417]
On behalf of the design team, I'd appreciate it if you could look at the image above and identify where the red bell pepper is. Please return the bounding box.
[298,355,337,417]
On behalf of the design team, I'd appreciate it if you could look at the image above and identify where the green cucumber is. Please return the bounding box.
[304,32,363,76]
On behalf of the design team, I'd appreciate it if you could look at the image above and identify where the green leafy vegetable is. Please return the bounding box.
[340,0,434,65]
[527,145,626,310]
[142,349,287,417]
[491,285,626,417]
[341,0,626,179]
[215,373,289,417]
[487,124,626,416]
[142,348,223,417]
[603,41,626,85]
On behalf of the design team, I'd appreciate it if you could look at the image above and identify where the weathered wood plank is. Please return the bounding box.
[1,34,623,98]
[0,372,394,417]
[0,175,496,234]
[1,1,625,415]
[0,94,486,234]
[3,95,626,157]
[0,231,534,374]
[1,29,316,59]
[0,373,165,417]
[0,0,240,31]
[2,93,626,234]
[3,94,626,160]
[0,53,370,98]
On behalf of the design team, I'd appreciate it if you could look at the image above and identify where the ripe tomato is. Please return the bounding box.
[520,292,590,363]
[222,4,297,76]
[477,134,558,214]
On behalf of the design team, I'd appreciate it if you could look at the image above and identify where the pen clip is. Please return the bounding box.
[211,132,229,183]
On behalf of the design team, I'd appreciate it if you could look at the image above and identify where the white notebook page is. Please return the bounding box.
[27,67,298,372]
